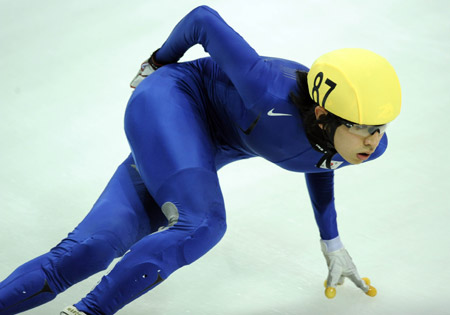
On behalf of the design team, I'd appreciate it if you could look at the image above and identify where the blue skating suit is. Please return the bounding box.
[0,6,387,315]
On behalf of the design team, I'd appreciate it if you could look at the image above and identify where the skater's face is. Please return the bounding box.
[333,124,383,164]
[315,107,383,164]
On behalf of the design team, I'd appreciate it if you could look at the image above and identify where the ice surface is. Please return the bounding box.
[0,0,449,314]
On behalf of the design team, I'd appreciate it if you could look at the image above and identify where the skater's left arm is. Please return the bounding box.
[305,171,377,299]
[131,6,270,107]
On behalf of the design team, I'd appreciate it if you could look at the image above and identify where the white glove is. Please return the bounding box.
[130,49,164,89]
[130,60,155,89]
[321,236,377,298]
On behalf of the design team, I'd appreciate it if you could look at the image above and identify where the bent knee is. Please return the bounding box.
[182,214,227,264]
[177,202,227,265]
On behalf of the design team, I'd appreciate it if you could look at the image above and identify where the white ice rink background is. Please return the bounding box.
[1,0,449,314]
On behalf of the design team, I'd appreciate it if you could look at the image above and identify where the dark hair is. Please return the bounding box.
[289,70,339,153]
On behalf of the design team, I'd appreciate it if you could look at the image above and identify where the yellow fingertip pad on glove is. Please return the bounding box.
[366,285,377,297]
[325,287,336,299]
[362,277,377,297]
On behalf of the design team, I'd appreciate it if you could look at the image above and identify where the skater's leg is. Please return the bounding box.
[75,169,226,314]
[0,155,166,314]
[73,69,227,314]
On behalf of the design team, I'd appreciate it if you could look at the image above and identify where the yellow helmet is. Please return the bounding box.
[307,48,401,125]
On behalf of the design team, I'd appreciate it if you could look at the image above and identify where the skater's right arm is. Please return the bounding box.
[305,171,338,240]
[305,171,377,299]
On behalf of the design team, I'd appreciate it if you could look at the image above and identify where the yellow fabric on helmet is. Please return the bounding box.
[307,48,401,125]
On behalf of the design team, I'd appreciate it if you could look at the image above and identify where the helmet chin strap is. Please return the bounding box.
[324,117,342,149]
[315,117,342,169]
[302,110,343,169]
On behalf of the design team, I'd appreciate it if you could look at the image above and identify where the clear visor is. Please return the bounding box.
[344,122,388,137]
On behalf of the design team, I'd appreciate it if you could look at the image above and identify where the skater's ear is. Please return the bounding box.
[314,106,328,129]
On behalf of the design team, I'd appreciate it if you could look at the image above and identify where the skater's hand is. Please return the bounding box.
[130,60,155,89]
[320,238,377,299]
[130,49,164,89]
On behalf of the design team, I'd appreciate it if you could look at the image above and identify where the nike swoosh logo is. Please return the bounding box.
[267,108,292,117]
[238,112,262,135]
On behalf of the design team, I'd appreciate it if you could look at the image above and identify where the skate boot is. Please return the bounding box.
[60,305,87,315]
